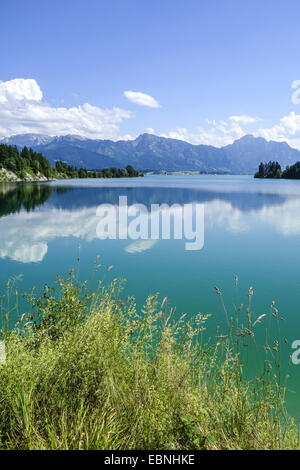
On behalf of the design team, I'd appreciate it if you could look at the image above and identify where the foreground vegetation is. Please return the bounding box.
[0,144,143,182]
[255,160,300,179]
[0,269,298,450]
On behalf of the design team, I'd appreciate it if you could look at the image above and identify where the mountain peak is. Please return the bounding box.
[1,133,54,147]
[135,133,158,142]
[232,134,291,149]
[235,134,265,143]
[238,134,256,141]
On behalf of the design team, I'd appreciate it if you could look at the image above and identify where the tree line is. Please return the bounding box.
[54,161,143,179]
[254,160,300,179]
[0,144,143,180]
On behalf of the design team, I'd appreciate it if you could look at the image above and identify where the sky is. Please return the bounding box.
[1,0,300,148]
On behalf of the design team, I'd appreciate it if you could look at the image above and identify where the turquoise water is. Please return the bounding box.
[1,174,300,419]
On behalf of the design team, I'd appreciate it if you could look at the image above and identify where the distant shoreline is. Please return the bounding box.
[0,171,255,183]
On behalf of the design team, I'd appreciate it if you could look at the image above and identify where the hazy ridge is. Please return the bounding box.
[2,133,300,174]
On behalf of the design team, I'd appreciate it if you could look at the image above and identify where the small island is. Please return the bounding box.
[254,160,300,179]
[0,144,143,182]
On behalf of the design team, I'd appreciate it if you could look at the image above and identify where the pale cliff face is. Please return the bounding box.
[0,168,50,182]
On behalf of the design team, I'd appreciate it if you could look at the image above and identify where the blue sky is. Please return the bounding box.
[1,0,300,147]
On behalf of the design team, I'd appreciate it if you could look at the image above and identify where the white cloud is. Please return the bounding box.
[124,90,161,108]
[0,78,132,140]
[163,113,300,150]
[229,114,261,124]
[125,239,157,253]
[146,127,155,134]
[205,118,216,125]
[255,112,300,149]
[0,78,43,103]
[2,77,300,151]
[161,120,245,147]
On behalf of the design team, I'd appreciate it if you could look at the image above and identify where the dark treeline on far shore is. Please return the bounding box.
[54,160,143,179]
[0,144,143,181]
[254,160,300,179]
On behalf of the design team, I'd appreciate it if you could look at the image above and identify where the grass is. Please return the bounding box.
[0,267,298,450]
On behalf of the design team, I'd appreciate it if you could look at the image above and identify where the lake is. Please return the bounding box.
[1,174,300,419]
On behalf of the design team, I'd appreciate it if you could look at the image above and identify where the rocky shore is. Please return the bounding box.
[0,168,50,182]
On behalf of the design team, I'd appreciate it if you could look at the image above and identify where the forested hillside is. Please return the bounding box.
[0,144,143,182]
[0,144,52,181]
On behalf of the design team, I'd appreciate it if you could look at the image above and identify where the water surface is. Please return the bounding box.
[1,175,300,418]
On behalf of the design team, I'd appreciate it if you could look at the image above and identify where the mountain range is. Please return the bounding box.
[2,133,300,174]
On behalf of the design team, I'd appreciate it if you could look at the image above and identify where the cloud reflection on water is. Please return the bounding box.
[1,193,300,263]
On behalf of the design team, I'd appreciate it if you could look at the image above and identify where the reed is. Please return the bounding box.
[0,267,298,450]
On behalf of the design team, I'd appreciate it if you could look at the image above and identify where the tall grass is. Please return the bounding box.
[0,268,298,450]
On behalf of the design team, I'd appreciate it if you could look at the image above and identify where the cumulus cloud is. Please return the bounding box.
[146,127,155,134]
[124,90,161,108]
[0,78,132,139]
[255,112,300,149]
[229,114,261,124]
[161,120,245,147]
[0,78,43,103]
[162,113,300,150]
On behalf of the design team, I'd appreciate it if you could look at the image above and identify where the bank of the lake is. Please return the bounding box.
[0,270,298,450]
